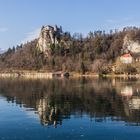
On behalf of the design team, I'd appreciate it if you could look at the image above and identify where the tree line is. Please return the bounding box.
[0,26,140,74]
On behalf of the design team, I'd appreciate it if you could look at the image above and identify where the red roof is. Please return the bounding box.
[121,53,132,58]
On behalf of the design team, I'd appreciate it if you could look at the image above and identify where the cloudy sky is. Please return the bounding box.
[0,0,140,50]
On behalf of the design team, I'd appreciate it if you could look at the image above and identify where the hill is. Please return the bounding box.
[1,25,140,74]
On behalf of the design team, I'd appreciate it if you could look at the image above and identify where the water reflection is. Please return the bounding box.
[0,78,140,127]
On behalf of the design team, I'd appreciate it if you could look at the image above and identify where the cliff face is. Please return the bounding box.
[123,35,140,53]
[36,25,63,54]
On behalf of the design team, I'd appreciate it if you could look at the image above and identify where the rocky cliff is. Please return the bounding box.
[36,25,63,54]
[123,35,140,53]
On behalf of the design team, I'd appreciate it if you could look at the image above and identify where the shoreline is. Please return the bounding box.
[0,71,139,79]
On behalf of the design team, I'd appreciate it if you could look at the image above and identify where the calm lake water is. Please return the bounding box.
[0,77,140,140]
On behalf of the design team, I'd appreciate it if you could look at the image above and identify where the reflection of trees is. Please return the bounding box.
[0,78,140,126]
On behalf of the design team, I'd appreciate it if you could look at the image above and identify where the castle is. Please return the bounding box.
[37,25,63,54]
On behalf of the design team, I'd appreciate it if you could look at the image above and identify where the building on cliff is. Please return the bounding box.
[36,25,63,55]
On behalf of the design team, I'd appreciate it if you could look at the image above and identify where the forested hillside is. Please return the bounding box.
[1,26,140,74]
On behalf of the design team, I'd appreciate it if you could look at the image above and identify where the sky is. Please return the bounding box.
[0,0,140,50]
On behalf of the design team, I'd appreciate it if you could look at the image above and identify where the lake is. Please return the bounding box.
[0,77,140,140]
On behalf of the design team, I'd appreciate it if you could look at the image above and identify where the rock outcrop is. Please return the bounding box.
[123,35,140,53]
[36,25,63,54]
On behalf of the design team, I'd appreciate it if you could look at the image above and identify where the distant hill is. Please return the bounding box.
[1,25,140,74]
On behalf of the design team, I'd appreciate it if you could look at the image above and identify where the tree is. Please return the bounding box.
[88,31,94,39]
[51,57,55,69]
[80,61,86,74]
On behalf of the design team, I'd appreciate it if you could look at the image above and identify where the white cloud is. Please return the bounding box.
[104,17,140,31]
[0,27,8,32]
[106,17,133,24]
[21,28,40,44]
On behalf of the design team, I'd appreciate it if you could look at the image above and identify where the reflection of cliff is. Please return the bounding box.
[118,82,140,125]
[129,97,140,110]
[0,78,140,126]
[37,97,64,127]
